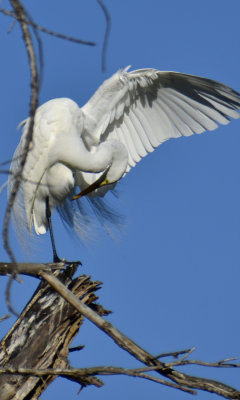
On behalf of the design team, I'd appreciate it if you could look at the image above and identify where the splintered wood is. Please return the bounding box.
[0,266,109,399]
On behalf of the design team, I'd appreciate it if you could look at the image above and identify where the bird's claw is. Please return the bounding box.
[53,256,82,267]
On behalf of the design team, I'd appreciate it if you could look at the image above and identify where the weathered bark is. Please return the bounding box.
[0,265,110,399]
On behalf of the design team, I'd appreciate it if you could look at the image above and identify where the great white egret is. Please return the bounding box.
[9,67,240,261]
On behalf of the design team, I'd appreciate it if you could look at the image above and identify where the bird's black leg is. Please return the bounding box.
[45,196,61,263]
[45,196,82,267]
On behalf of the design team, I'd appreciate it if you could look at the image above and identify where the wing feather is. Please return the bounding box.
[149,100,176,140]
[158,94,195,136]
[155,97,183,138]
[127,109,154,153]
[162,89,212,133]
[166,89,226,128]
[118,124,137,167]
[122,115,146,159]
[133,104,160,147]
[82,68,240,174]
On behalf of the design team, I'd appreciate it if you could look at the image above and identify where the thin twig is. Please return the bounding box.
[3,0,39,317]
[0,8,96,46]
[0,169,59,189]
[168,359,240,369]
[0,366,195,394]
[153,348,195,360]
[5,272,18,316]
[0,181,8,195]
[178,347,196,362]
[24,8,44,87]
[1,359,240,394]
[3,0,39,263]
[0,313,11,323]
[69,345,85,353]
[96,0,111,72]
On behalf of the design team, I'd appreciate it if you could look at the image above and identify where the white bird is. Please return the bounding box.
[9,67,240,261]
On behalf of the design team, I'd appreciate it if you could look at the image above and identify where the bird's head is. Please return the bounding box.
[73,140,128,200]
[72,165,111,200]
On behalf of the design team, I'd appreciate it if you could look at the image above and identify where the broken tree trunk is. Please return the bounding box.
[0,265,110,399]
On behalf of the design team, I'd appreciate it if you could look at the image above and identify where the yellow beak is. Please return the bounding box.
[72,167,110,200]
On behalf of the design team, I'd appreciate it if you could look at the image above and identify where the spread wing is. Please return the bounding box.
[82,67,240,174]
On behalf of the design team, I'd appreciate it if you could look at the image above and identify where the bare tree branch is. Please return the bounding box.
[0,366,195,394]
[0,8,96,46]
[3,0,39,263]
[23,8,44,87]
[154,348,195,360]
[39,269,240,399]
[0,261,75,277]
[168,359,240,369]
[1,265,240,399]
[0,313,11,323]
[97,0,111,72]
[2,357,240,393]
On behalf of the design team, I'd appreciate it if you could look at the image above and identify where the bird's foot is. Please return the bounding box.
[53,255,82,267]
[63,258,82,267]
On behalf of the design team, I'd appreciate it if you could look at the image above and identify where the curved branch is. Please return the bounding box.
[3,0,39,263]
[0,8,96,46]
[0,366,194,394]
[97,0,111,71]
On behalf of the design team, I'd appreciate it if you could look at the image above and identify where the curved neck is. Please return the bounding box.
[50,135,112,173]
[50,132,128,180]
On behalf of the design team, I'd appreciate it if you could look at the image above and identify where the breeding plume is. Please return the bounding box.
[9,67,240,260]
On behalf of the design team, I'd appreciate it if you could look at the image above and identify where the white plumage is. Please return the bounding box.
[9,67,240,247]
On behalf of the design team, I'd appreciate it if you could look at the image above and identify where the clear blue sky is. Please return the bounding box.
[0,1,240,399]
